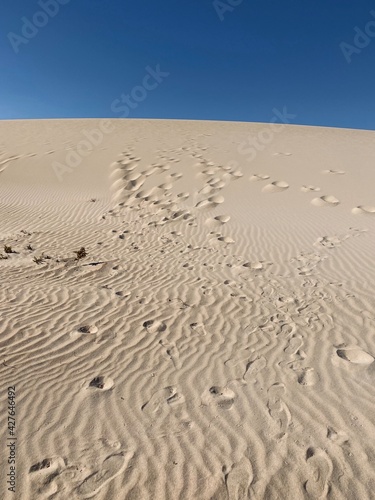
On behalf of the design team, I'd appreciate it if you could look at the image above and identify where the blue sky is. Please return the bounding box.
[1,0,375,129]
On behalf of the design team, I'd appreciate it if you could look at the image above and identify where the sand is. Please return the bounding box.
[0,118,375,499]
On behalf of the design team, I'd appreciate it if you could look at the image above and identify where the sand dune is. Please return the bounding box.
[1,119,375,499]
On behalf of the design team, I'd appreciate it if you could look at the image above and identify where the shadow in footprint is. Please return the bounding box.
[336,346,374,365]
[311,195,340,207]
[88,376,114,391]
[262,181,289,193]
[143,320,167,334]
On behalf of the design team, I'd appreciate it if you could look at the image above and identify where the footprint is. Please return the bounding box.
[153,162,171,172]
[259,315,296,338]
[71,324,98,339]
[225,457,253,499]
[29,457,66,474]
[301,185,320,192]
[322,169,345,175]
[199,185,216,195]
[304,447,333,498]
[189,322,207,336]
[208,194,225,204]
[169,209,192,221]
[296,367,319,387]
[116,160,138,171]
[217,236,235,244]
[201,386,235,410]
[196,194,225,209]
[311,195,340,207]
[167,172,183,180]
[249,173,270,182]
[291,252,328,276]
[158,182,173,191]
[0,155,22,173]
[214,215,231,224]
[142,387,192,437]
[284,335,303,355]
[352,205,375,215]
[327,426,349,446]
[142,386,185,414]
[135,188,157,200]
[201,167,218,176]
[262,181,289,193]
[210,180,226,190]
[229,169,243,179]
[143,320,167,334]
[267,383,291,439]
[160,340,181,369]
[76,452,132,499]
[88,376,114,391]
[243,356,267,381]
[177,192,190,200]
[124,175,146,192]
[314,235,343,249]
[28,457,67,498]
[242,261,267,270]
[224,351,252,369]
[51,463,91,496]
[336,345,374,365]
[124,171,141,181]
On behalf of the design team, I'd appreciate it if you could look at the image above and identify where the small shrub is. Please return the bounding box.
[74,247,87,260]
[33,255,44,264]
[4,245,13,254]
[78,325,90,333]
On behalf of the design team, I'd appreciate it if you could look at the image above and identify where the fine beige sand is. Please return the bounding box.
[1,119,375,499]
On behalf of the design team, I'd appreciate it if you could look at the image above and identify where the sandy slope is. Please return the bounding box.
[0,119,375,500]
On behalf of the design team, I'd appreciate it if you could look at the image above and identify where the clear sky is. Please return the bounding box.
[1,0,375,129]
